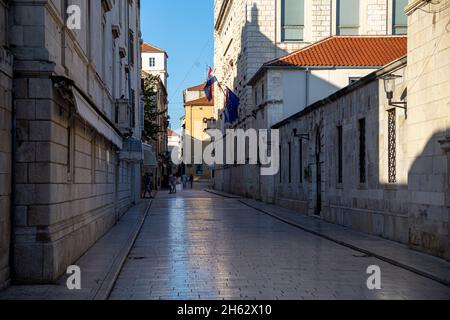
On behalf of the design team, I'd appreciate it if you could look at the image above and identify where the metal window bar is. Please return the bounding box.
[388,109,397,183]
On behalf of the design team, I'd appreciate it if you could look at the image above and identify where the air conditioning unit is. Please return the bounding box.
[115,99,130,134]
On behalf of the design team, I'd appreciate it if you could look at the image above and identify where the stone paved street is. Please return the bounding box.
[110,188,450,300]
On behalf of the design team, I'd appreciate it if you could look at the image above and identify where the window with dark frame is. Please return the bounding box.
[131,89,136,128]
[393,0,408,35]
[337,0,360,35]
[281,0,305,41]
[359,118,366,184]
[279,145,282,183]
[261,83,265,102]
[67,124,75,182]
[129,30,135,66]
[299,140,303,183]
[349,77,361,85]
[337,125,343,184]
[288,142,292,184]
[91,137,96,184]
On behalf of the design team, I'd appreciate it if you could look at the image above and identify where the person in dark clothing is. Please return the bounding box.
[189,174,194,189]
[143,173,153,198]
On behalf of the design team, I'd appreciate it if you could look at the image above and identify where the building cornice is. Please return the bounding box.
[215,0,233,32]
[405,0,431,16]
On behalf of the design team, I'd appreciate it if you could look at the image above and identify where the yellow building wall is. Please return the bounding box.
[184,104,214,180]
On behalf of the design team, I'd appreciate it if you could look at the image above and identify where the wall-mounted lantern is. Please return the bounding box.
[381,74,407,111]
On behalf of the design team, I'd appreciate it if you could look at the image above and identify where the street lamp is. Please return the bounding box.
[380,74,407,110]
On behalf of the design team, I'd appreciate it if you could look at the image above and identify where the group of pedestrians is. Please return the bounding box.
[143,172,195,197]
[169,174,194,194]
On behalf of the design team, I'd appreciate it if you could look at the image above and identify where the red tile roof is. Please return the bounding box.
[266,36,407,67]
[167,129,179,137]
[141,42,166,54]
[185,96,214,106]
[186,82,207,91]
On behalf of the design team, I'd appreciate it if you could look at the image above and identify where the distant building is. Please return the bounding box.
[141,43,170,188]
[168,129,181,162]
[249,36,407,126]
[141,42,169,88]
[182,84,215,180]
[168,129,181,174]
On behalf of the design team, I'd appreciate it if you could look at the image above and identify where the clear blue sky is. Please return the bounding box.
[140,1,214,130]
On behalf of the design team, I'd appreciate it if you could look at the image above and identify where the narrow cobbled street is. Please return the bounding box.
[109,188,450,300]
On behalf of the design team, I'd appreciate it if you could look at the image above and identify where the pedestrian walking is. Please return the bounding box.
[143,173,153,199]
[169,174,177,194]
[189,174,194,189]
[172,175,177,194]
[181,174,188,189]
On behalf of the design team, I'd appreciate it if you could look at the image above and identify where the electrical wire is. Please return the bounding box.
[172,38,213,101]
[407,18,450,93]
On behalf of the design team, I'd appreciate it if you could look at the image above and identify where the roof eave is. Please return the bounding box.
[248,65,382,86]
[271,55,407,129]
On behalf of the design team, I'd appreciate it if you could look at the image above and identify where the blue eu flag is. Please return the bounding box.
[224,88,240,124]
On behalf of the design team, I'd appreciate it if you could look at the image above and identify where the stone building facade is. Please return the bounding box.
[216,0,450,259]
[272,33,449,260]
[404,0,450,258]
[0,0,13,290]
[141,43,169,188]
[213,0,407,116]
[213,0,408,195]
[213,0,449,259]
[182,84,215,181]
[152,77,169,187]
[272,58,413,250]
[1,0,144,285]
[141,42,169,88]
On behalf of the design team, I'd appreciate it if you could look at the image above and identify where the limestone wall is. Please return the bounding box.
[275,75,410,240]
[405,0,450,259]
[8,0,142,283]
[273,55,449,259]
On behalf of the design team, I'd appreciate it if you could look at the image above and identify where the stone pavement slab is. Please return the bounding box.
[0,200,151,300]
[205,189,450,287]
